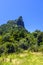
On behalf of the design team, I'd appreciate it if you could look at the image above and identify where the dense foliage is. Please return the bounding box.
[0,16,43,55]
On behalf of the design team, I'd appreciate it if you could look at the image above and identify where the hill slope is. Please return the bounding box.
[0,16,43,55]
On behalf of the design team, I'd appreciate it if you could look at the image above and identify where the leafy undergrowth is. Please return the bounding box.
[0,51,43,65]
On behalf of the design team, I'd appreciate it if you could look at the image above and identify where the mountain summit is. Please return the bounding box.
[17,16,24,28]
[0,16,25,35]
[7,16,25,28]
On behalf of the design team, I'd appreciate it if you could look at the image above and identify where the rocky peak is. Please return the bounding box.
[17,16,25,28]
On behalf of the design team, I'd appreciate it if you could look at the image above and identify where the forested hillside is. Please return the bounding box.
[0,16,43,55]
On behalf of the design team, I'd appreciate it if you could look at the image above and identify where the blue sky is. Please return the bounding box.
[0,0,43,32]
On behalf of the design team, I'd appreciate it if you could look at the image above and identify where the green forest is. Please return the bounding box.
[0,16,43,55]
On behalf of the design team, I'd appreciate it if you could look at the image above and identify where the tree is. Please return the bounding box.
[0,45,5,54]
[37,32,43,46]
[6,43,15,53]
[2,33,10,42]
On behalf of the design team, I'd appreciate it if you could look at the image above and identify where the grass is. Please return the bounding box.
[0,51,43,65]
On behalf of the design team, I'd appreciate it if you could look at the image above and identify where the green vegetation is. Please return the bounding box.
[0,16,43,55]
[0,51,43,65]
[0,16,43,65]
